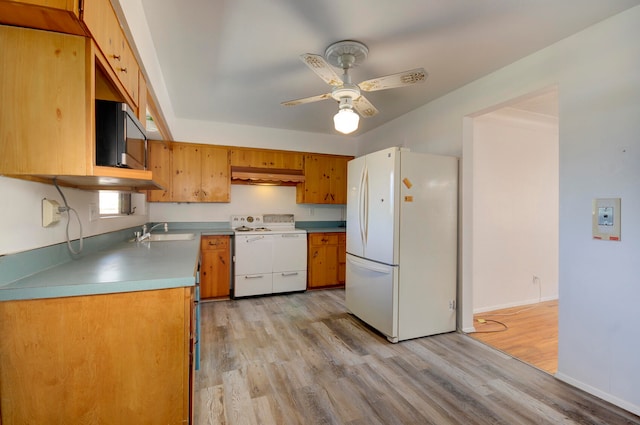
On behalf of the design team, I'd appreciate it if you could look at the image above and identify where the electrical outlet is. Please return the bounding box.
[42,199,61,227]
[89,203,99,222]
[448,300,456,310]
[532,275,540,285]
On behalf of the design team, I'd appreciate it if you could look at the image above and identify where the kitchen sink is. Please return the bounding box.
[148,233,195,242]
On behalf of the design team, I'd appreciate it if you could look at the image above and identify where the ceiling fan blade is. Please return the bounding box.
[358,68,427,92]
[353,95,379,118]
[300,54,343,87]
[281,93,332,107]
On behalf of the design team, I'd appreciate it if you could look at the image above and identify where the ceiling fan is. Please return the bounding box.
[282,40,427,134]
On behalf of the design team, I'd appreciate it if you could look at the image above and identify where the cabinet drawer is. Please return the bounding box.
[309,233,339,245]
[201,236,229,250]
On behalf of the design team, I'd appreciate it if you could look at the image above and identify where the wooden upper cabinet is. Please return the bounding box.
[0,0,85,35]
[0,24,156,189]
[0,25,89,177]
[230,148,303,170]
[201,145,231,202]
[172,143,230,203]
[147,141,172,202]
[0,0,141,107]
[82,0,139,105]
[297,154,351,204]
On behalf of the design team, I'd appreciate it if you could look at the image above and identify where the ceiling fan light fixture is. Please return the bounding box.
[334,105,359,134]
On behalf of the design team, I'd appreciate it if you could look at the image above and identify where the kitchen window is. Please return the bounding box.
[99,191,133,216]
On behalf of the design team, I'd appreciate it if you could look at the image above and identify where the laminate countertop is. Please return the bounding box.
[0,229,232,302]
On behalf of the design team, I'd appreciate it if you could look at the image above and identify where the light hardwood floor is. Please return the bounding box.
[195,290,638,425]
[470,300,558,374]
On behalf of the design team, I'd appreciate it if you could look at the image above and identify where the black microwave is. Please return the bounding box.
[95,100,147,170]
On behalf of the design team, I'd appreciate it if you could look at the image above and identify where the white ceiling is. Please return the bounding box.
[133,0,638,136]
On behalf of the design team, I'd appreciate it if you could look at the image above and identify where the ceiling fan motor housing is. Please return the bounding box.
[331,83,361,102]
[325,40,369,69]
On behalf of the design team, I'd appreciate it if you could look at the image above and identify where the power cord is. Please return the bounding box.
[473,318,508,333]
[53,177,84,256]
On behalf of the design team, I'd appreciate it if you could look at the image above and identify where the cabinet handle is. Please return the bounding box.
[245,275,264,279]
[281,272,299,277]
[119,67,128,73]
[112,54,121,61]
[313,251,319,258]
[218,255,226,265]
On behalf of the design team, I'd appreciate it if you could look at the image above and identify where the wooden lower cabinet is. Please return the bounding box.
[200,235,231,299]
[307,232,346,289]
[0,287,193,424]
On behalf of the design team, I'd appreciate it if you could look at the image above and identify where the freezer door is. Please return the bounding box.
[345,254,398,341]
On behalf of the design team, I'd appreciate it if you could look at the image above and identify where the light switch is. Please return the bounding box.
[592,198,621,241]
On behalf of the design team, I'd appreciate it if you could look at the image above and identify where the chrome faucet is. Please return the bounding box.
[136,222,168,241]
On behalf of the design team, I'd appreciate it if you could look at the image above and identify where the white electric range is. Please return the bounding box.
[231,214,307,298]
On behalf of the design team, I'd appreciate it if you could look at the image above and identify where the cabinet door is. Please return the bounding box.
[308,243,339,288]
[147,141,172,202]
[0,0,85,35]
[230,148,303,170]
[82,0,139,105]
[172,144,202,202]
[308,233,339,288]
[299,155,331,203]
[330,156,350,204]
[201,146,230,202]
[200,236,230,299]
[0,25,89,176]
[0,288,190,423]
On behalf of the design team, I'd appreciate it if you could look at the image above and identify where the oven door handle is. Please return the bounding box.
[246,235,265,243]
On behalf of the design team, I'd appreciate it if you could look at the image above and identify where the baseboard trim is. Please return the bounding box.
[473,296,558,314]
[555,372,640,417]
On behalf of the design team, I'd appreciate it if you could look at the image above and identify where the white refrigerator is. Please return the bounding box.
[346,147,458,342]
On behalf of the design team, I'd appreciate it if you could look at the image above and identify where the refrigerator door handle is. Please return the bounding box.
[359,165,368,248]
[347,256,391,275]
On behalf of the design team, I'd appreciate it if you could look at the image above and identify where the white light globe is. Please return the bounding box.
[333,108,360,134]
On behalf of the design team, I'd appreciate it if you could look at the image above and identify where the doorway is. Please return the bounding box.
[461,87,559,373]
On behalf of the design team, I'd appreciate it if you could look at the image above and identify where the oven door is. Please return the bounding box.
[272,233,307,293]
[234,234,273,297]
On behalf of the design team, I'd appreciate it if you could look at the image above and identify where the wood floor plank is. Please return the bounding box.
[195,290,639,425]
[470,300,558,373]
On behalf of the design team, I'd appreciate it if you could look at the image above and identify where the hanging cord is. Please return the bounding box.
[53,178,84,256]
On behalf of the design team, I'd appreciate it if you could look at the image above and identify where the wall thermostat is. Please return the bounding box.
[592,198,621,241]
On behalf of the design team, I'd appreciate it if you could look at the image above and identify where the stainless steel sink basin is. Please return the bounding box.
[148,233,195,242]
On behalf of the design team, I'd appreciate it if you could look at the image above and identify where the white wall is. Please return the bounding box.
[0,177,147,256]
[358,5,640,415]
[150,185,344,223]
[472,108,558,312]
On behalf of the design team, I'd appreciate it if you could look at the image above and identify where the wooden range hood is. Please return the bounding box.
[231,166,305,185]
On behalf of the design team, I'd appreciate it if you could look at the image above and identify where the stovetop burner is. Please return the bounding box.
[231,214,304,235]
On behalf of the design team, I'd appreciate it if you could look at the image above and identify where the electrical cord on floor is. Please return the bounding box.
[53,177,84,256]
[472,318,509,333]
